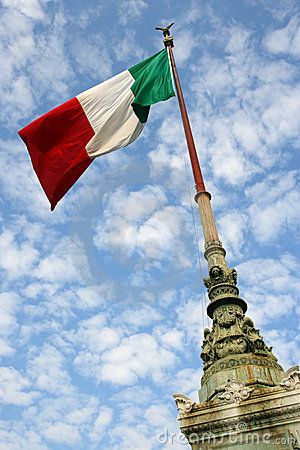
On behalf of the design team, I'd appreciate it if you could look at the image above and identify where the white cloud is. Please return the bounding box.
[104,185,167,223]
[264,16,300,58]
[107,400,186,450]
[27,344,75,395]
[258,0,298,21]
[22,282,60,301]
[0,9,35,80]
[75,332,177,385]
[238,254,300,292]
[157,289,178,308]
[0,227,39,280]
[232,113,262,154]
[66,402,100,426]
[0,340,15,358]
[0,140,55,219]
[189,24,300,188]
[192,55,233,99]
[34,236,90,283]
[237,254,299,328]
[19,317,62,344]
[117,0,148,26]
[176,297,210,346]
[169,368,200,400]
[0,367,37,405]
[22,395,100,447]
[75,283,115,309]
[74,320,121,354]
[90,406,113,442]
[43,422,81,445]
[94,185,191,267]
[148,117,196,206]
[208,130,255,185]
[71,34,113,81]
[0,292,19,337]
[0,292,20,358]
[248,190,300,244]
[226,26,251,54]
[31,24,73,102]
[110,385,153,405]
[118,304,162,328]
[1,0,48,20]
[0,138,97,221]
[109,424,154,450]
[155,328,184,351]
[1,76,35,123]
[173,31,195,65]
[260,84,300,148]
[114,30,145,63]
[263,329,300,370]
[246,170,298,203]
[179,0,201,25]
[0,5,74,126]
[133,206,187,261]
[0,427,47,450]
[217,210,247,259]
[246,171,300,244]
[247,292,295,329]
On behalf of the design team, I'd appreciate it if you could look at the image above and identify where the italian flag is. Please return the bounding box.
[18,49,175,210]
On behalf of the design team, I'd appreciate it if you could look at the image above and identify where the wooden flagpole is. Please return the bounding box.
[155,23,221,248]
[167,46,206,193]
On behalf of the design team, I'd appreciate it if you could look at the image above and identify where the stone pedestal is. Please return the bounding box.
[175,202,300,449]
[174,368,300,449]
[199,353,284,403]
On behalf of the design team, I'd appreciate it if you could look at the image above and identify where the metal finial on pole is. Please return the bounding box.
[155,22,174,47]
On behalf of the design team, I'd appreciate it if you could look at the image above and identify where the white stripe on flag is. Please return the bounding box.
[77,70,144,158]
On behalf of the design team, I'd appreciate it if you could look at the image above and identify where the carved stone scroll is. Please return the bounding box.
[280,369,300,390]
[218,380,253,403]
[173,393,196,417]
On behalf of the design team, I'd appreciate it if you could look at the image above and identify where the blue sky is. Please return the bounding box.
[0,0,300,448]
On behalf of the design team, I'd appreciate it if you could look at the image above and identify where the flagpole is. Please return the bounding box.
[155,24,247,326]
[156,23,222,251]
[167,46,206,194]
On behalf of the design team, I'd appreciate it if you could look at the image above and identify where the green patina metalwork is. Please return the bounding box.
[199,240,285,402]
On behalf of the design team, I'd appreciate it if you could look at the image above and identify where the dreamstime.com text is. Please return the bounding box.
[158,427,300,447]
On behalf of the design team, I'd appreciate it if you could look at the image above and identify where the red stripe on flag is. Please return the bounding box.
[18,97,95,210]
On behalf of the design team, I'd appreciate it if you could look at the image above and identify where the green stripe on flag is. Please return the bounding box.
[129,49,175,123]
